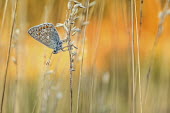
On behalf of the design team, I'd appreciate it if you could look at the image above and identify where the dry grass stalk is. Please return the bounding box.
[0,0,18,113]
[11,29,20,113]
[56,1,87,113]
[0,0,9,39]
[144,0,170,105]
[76,1,95,113]
[86,1,105,112]
[134,0,143,113]
[139,0,144,34]
[131,0,135,113]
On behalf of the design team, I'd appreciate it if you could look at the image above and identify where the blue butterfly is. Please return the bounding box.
[28,23,62,54]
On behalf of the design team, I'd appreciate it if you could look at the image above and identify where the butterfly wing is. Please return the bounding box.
[28,23,60,49]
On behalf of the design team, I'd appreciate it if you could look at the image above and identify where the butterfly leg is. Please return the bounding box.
[71,44,78,49]
[61,38,68,43]
[61,44,78,52]
[61,45,69,52]
[69,41,78,49]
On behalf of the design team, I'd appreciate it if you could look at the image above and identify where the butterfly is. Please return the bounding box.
[28,23,62,54]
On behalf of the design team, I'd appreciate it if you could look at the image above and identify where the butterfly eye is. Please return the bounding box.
[53,50,57,54]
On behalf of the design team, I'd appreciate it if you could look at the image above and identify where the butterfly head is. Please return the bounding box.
[52,41,63,54]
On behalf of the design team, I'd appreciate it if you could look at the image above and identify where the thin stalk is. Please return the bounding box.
[124,1,133,112]
[134,0,143,113]
[0,0,9,39]
[139,0,144,35]
[66,7,73,113]
[69,50,73,113]
[56,1,87,112]
[76,1,90,113]
[89,1,105,112]
[12,39,19,113]
[144,0,170,104]
[131,0,135,113]
[0,0,18,113]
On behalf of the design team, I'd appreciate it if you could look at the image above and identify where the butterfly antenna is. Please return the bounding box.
[46,52,53,66]
[49,52,53,59]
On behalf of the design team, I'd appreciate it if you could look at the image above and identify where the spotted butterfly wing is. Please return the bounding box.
[28,23,61,49]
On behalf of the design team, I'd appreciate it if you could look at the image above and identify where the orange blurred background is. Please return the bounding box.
[1,0,170,113]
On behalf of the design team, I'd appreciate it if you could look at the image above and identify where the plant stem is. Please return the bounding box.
[131,0,135,113]
[144,0,170,105]
[67,8,73,113]
[69,53,73,113]
[0,0,9,39]
[76,1,90,113]
[0,0,18,113]
[134,0,143,113]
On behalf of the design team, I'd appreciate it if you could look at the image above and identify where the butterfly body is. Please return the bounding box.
[28,23,62,54]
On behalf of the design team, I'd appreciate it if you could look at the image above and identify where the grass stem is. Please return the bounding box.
[0,0,18,112]
[131,0,135,113]
[134,0,143,113]
[0,0,9,39]
[144,0,170,105]
[76,1,90,113]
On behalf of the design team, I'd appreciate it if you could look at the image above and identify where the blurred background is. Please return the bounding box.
[1,0,170,113]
